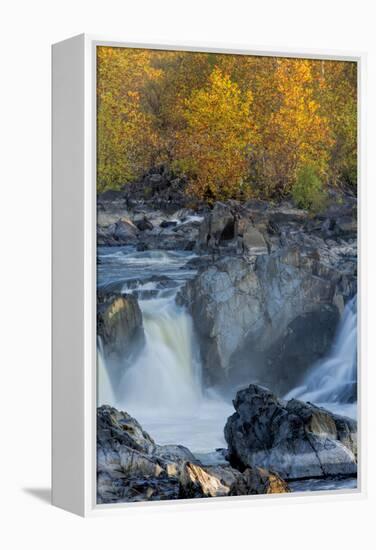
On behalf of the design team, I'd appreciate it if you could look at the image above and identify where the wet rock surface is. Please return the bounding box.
[97,405,289,503]
[224,384,357,480]
[176,195,356,392]
[97,191,356,392]
[96,181,358,501]
[97,291,144,363]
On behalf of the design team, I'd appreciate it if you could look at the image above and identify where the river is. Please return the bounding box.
[97,245,358,489]
[97,246,233,459]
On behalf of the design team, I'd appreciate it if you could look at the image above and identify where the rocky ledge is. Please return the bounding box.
[177,196,356,393]
[97,291,144,360]
[97,190,357,395]
[224,384,357,480]
[97,405,289,503]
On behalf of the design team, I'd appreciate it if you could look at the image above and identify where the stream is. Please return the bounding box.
[97,246,233,460]
[97,245,358,488]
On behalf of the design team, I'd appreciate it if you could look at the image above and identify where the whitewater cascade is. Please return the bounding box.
[118,295,202,413]
[97,247,233,453]
[285,296,357,412]
[97,338,116,407]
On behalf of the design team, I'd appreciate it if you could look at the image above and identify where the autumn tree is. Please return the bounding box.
[175,68,254,201]
[96,47,357,207]
[310,60,357,188]
[258,59,332,197]
[141,51,213,162]
[97,47,160,192]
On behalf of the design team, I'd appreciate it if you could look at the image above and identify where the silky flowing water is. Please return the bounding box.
[285,296,357,420]
[97,246,233,457]
[97,245,358,487]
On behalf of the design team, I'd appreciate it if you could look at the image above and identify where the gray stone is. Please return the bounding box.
[178,247,345,391]
[97,405,289,503]
[224,385,357,480]
[113,218,139,242]
[97,292,144,363]
[243,225,268,255]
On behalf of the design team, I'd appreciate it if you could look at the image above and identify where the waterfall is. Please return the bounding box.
[285,296,357,412]
[96,247,234,454]
[97,338,116,406]
[118,296,202,414]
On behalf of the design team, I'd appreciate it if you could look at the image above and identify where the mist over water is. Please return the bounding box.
[97,247,233,454]
[97,338,116,407]
[97,245,357,456]
[119,297,202,411]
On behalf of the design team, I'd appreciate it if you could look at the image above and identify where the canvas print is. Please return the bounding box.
[96,46,358,504]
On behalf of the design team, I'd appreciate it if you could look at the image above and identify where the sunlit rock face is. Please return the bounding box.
[97,291,144,361]
[97,405,289,504]
[224,385,357,480]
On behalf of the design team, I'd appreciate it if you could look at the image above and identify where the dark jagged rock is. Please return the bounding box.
[97,405,289,503]
[160,220,178,228]
[96,189,357,395]
[178,249,345,391]
[264,306,339,391]
[224,384,357,480]
[134,215,153,231]
[97,218,139,246]
[119,165,195,212]
[198,202,236,250]
[178,195,356,391]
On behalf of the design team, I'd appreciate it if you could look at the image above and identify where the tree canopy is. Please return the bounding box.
[97,47,357,205]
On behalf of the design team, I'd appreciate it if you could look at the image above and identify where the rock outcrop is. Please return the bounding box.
[179,196,356,392]
[97,292,144,363]
[97,218,139,246]
[97,405,289,503]
[97,202,203,250]
[179,252,342,391]
[224,384,357,480]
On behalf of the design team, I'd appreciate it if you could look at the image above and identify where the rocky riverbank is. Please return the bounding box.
[98,183,357,396]
[97,175,357,502]
[97,383,357,502]
[97,404,289,503]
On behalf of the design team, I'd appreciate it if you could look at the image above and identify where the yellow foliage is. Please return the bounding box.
[97,47,160,191]
[259,59,333,195]
[176,68,255,201]
[96,47,357,201]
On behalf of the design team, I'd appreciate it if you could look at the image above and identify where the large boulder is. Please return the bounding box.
[224,385,357,480]
[180,462,288,498]
[97,292,144,365]
[113,219,139,242]
[97,218,139,245]
[179,248,343,392]
[198,202,236,250]
[178,256,263,385]
[97,405,289,503]
[242,225,268,255]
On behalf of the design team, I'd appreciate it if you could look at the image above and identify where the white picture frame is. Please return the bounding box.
[52,34,366,517]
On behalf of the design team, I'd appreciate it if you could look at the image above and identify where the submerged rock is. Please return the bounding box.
[224,384,357,480]
[97,405,289,503]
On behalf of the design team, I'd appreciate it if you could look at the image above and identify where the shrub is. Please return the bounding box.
[292,165,327,212]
